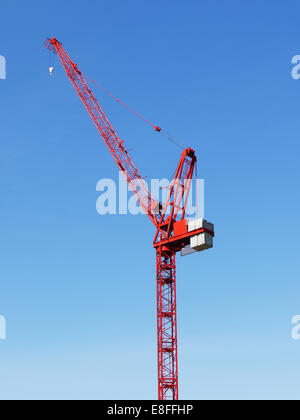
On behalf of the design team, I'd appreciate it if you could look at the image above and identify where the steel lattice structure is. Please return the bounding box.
[156,248,178,399]
[44,37,214,400]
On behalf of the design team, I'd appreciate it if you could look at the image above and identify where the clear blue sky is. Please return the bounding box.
[0,0,299,400]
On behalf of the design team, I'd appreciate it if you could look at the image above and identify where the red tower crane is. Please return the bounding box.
[44,37,214,400]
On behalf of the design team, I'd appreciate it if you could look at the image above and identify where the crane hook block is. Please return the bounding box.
[154,126,161,132]
[49,66,54,76]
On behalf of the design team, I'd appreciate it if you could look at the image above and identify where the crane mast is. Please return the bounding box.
[44,37,214,400]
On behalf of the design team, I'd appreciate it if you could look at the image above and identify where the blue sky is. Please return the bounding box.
[0,0,300,400]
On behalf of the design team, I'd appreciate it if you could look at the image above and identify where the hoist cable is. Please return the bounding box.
[82,72,187,150]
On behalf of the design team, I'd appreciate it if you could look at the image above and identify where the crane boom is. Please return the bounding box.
[45,37,160,227]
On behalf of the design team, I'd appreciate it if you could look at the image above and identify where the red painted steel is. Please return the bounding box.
[173,219,188,237]
[44,37,160,228]
[154,147,197,244]
[156,247,178,400]
[44,37,201,400]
